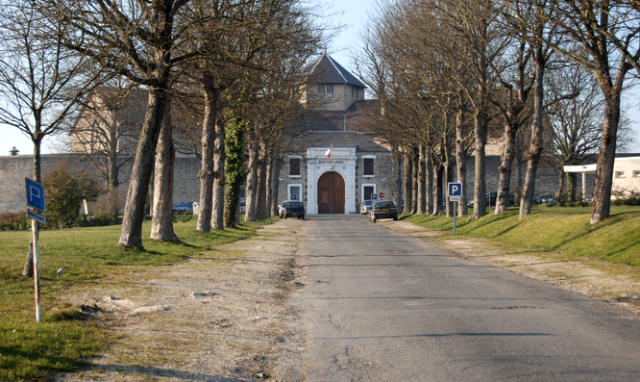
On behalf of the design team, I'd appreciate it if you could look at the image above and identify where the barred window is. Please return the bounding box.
[364,158,374,176]
[290,158,300,176]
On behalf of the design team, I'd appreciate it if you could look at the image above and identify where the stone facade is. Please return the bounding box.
[0,154,200,214]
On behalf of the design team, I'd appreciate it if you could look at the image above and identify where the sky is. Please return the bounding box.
[2,0,640,156]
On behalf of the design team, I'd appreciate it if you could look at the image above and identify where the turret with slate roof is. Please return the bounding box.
[303,53,367,113]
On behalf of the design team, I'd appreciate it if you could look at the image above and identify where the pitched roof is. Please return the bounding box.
[289,131,389,153]
[307,54,367,88]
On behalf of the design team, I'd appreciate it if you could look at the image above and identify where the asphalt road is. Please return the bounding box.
[280,215,640,382]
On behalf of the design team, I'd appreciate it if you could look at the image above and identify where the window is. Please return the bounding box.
[290,158,300,176]
[615,171,626,178]
[352,87,355,98]
[326,84,334,96]
[288,184,302,201]
[634,170,640,177]
[363,185,374,201]
[363,158,374,176]
[317,84,324,94]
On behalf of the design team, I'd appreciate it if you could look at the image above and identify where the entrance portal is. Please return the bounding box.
[317,172,345,214]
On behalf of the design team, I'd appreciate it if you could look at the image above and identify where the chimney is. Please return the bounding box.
[9,146,19,156]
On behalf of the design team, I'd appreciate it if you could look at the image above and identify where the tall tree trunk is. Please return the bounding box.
[495,120,518,214]
[516,152,524,206]
[22,136,43,277]
[256,146,269,220]
[590,90,621,223]
[444,138,454,218]
[456,110,469,216]
[403,150,413,214]
[211,117,226,230]
[392,147,402,207]
[265,156,274,218]
[196,75,219,232]
[417,145,427,214]
[150,97,178,241]
[520,52,545,219]
[244,140,259,222]
[560,170,568,200]
[432,160,444,216]
[425,148,434,215]
[119,85,170,248]
[270,158,282,216]
[412,150,419,214]
[472,104,488,219]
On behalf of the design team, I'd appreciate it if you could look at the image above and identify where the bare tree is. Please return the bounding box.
[543,0,639,223]
[0,2,105,275]
[44,0,220,248]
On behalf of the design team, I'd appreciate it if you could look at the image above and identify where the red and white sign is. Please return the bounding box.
[379,192,384,198]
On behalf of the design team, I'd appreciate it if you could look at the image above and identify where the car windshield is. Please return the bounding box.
[175,202,190,207]
[364,200,373,206]
[374,201,395,208]
[287,202,303,208]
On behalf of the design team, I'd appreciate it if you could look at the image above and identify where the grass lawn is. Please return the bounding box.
[403,205,640,268]
[0,216,278,381]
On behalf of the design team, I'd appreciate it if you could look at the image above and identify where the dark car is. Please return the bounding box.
[279,200,305,219]
[369,200,398,223]
[173,201,194,214]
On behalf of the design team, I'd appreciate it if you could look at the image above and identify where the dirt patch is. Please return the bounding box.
[384,220,640,316]
[54,219,306,382]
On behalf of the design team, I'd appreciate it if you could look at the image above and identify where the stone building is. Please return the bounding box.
[6,54,634,215]
[278,131,393,214]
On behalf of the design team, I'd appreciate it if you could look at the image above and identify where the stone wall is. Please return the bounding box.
[0,152,599,214]
[0,154,202,214]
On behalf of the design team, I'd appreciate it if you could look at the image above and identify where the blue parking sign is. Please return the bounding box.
[25,178,46,212]
[448,182,462,197]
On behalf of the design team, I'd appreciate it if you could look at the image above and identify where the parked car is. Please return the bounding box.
[538,193,555,204]
[172,201,194,214]
[360,200,373,215]
[369,200,398,223]
[279,200,305,219]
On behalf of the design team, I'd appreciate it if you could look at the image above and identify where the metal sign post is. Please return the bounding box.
[25,178,46,323]
[448,183,462,237]
[453,201,457,236]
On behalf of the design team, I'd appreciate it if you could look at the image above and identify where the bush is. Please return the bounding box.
[43,169,101,229]
[172,213,193,223]
[76,212,121,227]
[0,211,30,231]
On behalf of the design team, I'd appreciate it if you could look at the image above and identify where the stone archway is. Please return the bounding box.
[317,171,345,214]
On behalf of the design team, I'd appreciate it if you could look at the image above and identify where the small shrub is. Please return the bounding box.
[76,212,120,227]
[0,211,30,230]
[172,213,193,223]
[43,169,101,229]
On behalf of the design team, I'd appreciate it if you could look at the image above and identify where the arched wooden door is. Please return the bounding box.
[317,172,345,214]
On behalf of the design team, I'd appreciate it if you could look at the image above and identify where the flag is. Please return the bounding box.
[325,145,333,158]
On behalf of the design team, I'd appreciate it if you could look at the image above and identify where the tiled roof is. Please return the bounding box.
[288,131,390,152]
[307,54,367,88]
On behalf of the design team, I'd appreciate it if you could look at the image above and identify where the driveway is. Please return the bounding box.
[276,215,640,382]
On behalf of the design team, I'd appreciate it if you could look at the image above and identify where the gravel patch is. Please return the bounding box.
[54,219,306,382]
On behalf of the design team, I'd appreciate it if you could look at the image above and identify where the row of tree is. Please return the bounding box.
[0,0,328,253]
[355,0,637,223]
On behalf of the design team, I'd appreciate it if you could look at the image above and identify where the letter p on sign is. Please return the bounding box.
[448,182,462,201]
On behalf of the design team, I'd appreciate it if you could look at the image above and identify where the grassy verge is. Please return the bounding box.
[0,216,278,381]
[402,205,640,268]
